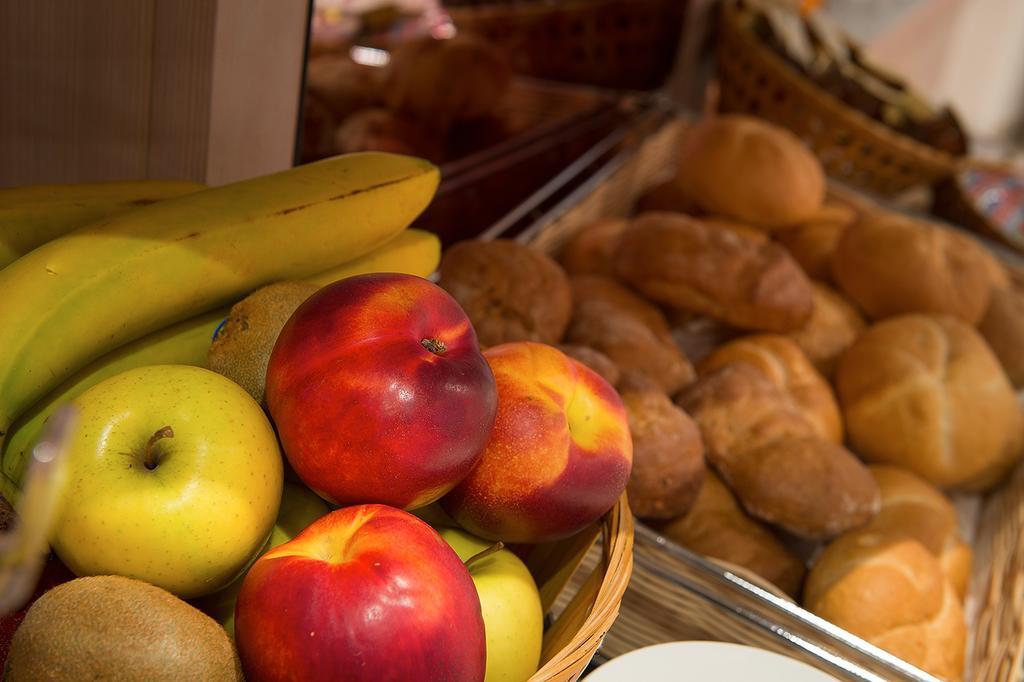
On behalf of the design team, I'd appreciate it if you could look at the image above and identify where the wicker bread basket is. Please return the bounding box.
[445,0,685,91]
[516,116,1024,681]
[714,1,958,197]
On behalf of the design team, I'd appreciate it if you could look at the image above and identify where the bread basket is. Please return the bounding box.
[504,114,1024,681]
[444,0,685,91]
[714,0,959,196]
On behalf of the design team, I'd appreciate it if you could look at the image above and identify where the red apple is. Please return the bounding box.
[265,273,497,509]
[443,342,633,543]
[234,504,485,682]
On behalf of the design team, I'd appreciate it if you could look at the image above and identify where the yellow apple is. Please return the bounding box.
[196,480,329,636]
[439,527,543,682]
[52,365,283,599]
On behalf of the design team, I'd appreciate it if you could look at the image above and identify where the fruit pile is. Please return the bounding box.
[0,154,633,682]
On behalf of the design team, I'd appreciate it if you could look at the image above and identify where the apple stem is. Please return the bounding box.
[143,426,174,470]
[420,338,447,355]
[464,541,504,569]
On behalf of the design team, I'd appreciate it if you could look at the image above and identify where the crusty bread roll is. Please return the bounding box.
[773,200,858,283]
[622,388,705,519]
[674,115,826,229]
[866,465,972,600]
[636,181,704,215]
[978,286,1024,387]
[438,240,571,347]
[566,277,695,394]
[655,470,805,597]
[831,212,995,324]
[670,314,741,367]
[557,344,621,387]
[836,314,1023,490]
[700,334,843,443]
[805,531,966,681]
[615,212,813,332]
[786,283,866,379]
[559,218,630,277]
[678,364,879,539]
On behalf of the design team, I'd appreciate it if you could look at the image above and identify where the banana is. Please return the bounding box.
[0,152,439,448]
[0,180,205,268]
[0,225,442,493]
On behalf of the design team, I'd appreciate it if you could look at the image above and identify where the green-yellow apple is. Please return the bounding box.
[52,364,283,599]
[439,528,543,682]
[196,481,329,636]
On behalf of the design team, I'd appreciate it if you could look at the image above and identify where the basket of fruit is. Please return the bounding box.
[457,110,1024,681]
[0,153,633,681]
[715,0,967,196]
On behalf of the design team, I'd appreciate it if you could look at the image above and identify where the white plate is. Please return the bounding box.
[584,642,840,681]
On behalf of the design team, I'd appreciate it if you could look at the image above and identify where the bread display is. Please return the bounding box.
[568,275,674,340]
[804,531,967,680]
[774,201,858,283]
[786,283,866,378]
[978,285,1024,387]
[622,388,705,520]
[836,314,1023,490]
[655,470,805,598]
[673,115,826,229]
[699,334,843,443]
[678,364,879,539]
[669,314,741,367]
[438,239,572,347]
[635,180,704,215]
[831,212,995,324]
[865,465,972,600]
[615,212,814,332]
[559,218,630,277]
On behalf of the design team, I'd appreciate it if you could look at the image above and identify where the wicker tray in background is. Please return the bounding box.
[715,1,958,197]
[445,0,686,91]
[515,115,1024,682]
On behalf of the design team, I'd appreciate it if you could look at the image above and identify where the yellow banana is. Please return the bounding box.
[0,180,204,268]
[0,226,442,493]
[0,152,439,448]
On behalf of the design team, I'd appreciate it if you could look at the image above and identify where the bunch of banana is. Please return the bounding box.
[0,152,440,473]
[0,180,205,268]
[0,227,441,500]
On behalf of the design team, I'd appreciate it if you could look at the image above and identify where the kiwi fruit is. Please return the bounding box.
[207,281,319,404]
[5,575,242,681]
[0,493,15,532]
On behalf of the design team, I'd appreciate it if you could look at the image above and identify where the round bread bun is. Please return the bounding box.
[674,115,825,229]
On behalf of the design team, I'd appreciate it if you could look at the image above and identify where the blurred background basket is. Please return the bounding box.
[524,494,634,682]
[445,0,687,90]
[505,112,1024,682]
[714,0,958,196]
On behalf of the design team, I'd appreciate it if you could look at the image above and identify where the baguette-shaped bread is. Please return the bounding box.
[616,212,813,332]
[836,314,1023,490]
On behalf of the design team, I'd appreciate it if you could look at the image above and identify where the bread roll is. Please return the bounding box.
[674,115,825,228]
[805,531,966,681]
[831,212,994,324]
[655,470,805,597]
[700,334,842,443]
[622,388,705,519]
[978,286,1024,387]
[565,289,695,394]
[557,344,620,387]
[678,364,879,539]
[636,181,704,215]
[559,218,630,277]
[670,314,741,367]
[837,314,1023,490]
[333,108,441,162]
[866,465,972,600]
[616,212,813,332]
[774,201,858,283]
[786,283,866,379]
[305,54,381,119]
[438,240,571,347]
[569,275,673,340]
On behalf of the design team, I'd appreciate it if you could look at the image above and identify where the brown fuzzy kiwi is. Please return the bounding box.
[0,493,15,531]
[5,575,243,681]
[207,281,319,405]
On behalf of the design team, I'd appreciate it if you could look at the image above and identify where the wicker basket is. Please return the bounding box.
[525,494,635,682]
[714,1,958,196]
[445,0,686,91]
[515,114,1024,681]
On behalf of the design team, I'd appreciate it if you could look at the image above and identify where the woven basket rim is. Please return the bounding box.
[719,0,958,173]
[530,494,635,680]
